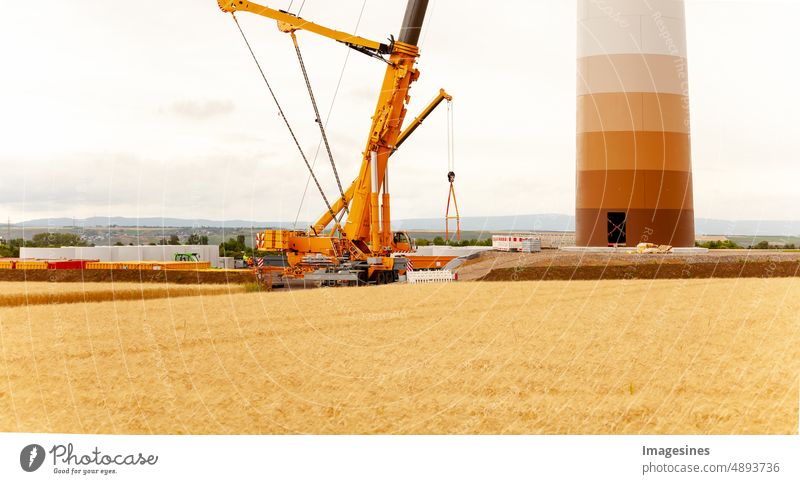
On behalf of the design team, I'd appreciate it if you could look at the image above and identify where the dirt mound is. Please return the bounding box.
[457,250,800,281]
[479,260,800,281]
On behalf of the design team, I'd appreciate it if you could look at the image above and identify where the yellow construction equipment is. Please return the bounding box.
[218,0,453,285]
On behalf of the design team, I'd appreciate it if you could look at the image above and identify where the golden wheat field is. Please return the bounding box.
[0,281,244,307]
[0,278,797,434]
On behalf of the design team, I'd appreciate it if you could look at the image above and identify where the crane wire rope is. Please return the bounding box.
[447,99,454,173]
[230,13,343,235]
[292,0,368,229]
[290,32,349,216]
[418,0,437,49]
[445,98,460,240]
[287,0,308,16]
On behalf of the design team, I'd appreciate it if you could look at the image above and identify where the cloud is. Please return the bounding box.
[167,99,235,119]
[0,151,332,223]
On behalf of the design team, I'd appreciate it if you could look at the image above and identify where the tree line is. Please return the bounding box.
[415,237,493,247]
[695,240,797,250]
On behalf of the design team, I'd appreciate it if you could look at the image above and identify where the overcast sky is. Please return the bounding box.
[1,0,798,224]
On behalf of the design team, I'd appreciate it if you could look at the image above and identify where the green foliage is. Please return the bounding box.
[157,234,181,246]
[186,233,209,245]
[696,239,796,250]
[748,240,795,250]
[415,238,430,246]
[1,233,91,257]
[0,238,25,258]
[0,246,15,258]
[429,237,493,247]
[750,240,777,250]
[451,238,493,247]
[31,232,88,248]
[695,240,742,250]
[219,236,251,258]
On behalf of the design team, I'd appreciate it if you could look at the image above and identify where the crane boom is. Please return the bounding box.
[396,89,452,150]
[313,88,453,233]
[340,0,429,252]
[217,1,390,56]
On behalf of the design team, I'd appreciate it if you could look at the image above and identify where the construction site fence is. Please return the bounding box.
[406,269,456,284]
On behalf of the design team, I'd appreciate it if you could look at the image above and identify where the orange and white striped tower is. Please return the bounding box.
[577,0,695,247]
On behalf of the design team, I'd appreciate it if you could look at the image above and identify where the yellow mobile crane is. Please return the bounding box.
[218,0,452,285]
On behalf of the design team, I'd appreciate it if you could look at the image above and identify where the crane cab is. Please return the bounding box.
[392,231,416,253]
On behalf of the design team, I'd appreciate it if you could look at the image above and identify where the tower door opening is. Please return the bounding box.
[607,212,627,246]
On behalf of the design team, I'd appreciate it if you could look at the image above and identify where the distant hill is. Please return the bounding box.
[392,214,575,232]
[395,216,800,236]
[694,219,800,237]
[14,217,304,229]
[12,215,800,236]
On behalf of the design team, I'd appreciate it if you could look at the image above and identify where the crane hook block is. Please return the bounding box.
[447,171,455,183]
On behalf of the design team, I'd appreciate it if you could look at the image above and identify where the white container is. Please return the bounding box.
[492,235,542,253]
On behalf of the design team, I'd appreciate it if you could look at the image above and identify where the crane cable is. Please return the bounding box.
[293,0,368,230]
[230,13,342,235]
[445,98,460,240]
[291,32,349,216]
[447,99,454,175]
[287,0,307,16]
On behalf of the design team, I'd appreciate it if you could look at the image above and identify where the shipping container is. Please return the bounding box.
[47,260,96,270]
[15,261,48,270]
[83,261,211,271]
[163,262,211,270]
